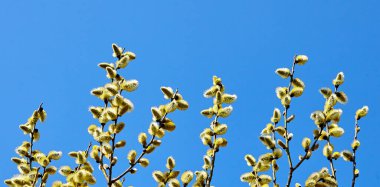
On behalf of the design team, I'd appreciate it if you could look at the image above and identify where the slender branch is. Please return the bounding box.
[112,90,179,183]
[112,134,156,183]
[293,126,324,171]
[38,167,46,187]
[75,142,92,172]
[28,103,43,171]
[108,106,120,187]
[205,116,219,187]
[351,119,359,187]
[32,167,40,187]
[271,122,278,186]
[164,170,173,184]
[325,125,337,179]
[284,59,296,187]
[29,125,35,169]
[325,85,340,180]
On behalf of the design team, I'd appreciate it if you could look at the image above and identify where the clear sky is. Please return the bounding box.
[1,1,379,186]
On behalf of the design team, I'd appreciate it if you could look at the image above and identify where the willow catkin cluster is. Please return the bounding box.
[152,156,194,187]
[347,105,368,186]
[82,43,138,186]
[5,105,62,187]
[197,76,237,187]
[52,148,96,187]
[303,167,338,187]
[241,55,368,187]
[83,43,188,186]
[241,55,308,187]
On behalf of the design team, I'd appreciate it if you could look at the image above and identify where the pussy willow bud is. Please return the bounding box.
[276,87,288,99]
[214,124,228,135]
[289,87,304,97]
[356,106,369,120]
[271,108,281,123]
[351,140,360,150]
[151,107,163,121]
[275,68,291,78]
[302,137,311,150]
[295,55,308,65]
[273,148,283,159]
[281,95,291,108]
[341,150,354,161]
[319,87,332,99]
[240,172,255,182]
[217,106,233,118]
[139,158,149,167]
[335,91,348,104]
[244,154,256,166]
[323,144,333,158]
[112,43,123,58]
[176,99,189,110]
[106,67,116,79]
[121,79,139,92]
[333,72,344,86]
[138,132,147,147]
[181,171,194,184]
[127,150,137,163]
[152,171,165,183]
[292,78,305,88]
[160,86,174,99]
[115,140,126,148]
[166,156,176,170]
[222,93,237,104]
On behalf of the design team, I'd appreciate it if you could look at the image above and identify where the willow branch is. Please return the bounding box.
[32,167,40,187]
[28,103,43,169]
[38,167,46,187]
[108,107,120,187]
[351,119,359,187]
[325,125,337,179]
[76,142,92,172]
[112,90,179,183]
[271,122,279,186]
[284,60,296,187]
[205,116,219,187]
[292,126,324,171]
[112,133,156,183]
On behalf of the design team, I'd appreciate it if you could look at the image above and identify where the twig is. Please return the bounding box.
[205,116,219,187]
[38,167,46,187]
[32,167,40,186]
[271,122,278,186]
[284,59,296,187]
[351,119,359,187]
[326,125,337,179]
[28,104,43,169]
[112,90,179,183]
[75,142,92,172]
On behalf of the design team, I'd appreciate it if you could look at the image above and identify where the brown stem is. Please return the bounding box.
[32,167,40,187]
[205,116,219,187]
[108,107,120,187]
[112,134,156,183]
[75,142,92,172]
[284,59,296,187]
[351,119,359,187]
[325,125,337,179]
[287,126,324,187]
[112,90,179,183]
[271,122,278,186]
[38,167,46,187]
[28,104,43,169]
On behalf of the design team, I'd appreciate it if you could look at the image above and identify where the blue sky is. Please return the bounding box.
[1,1,379,186]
